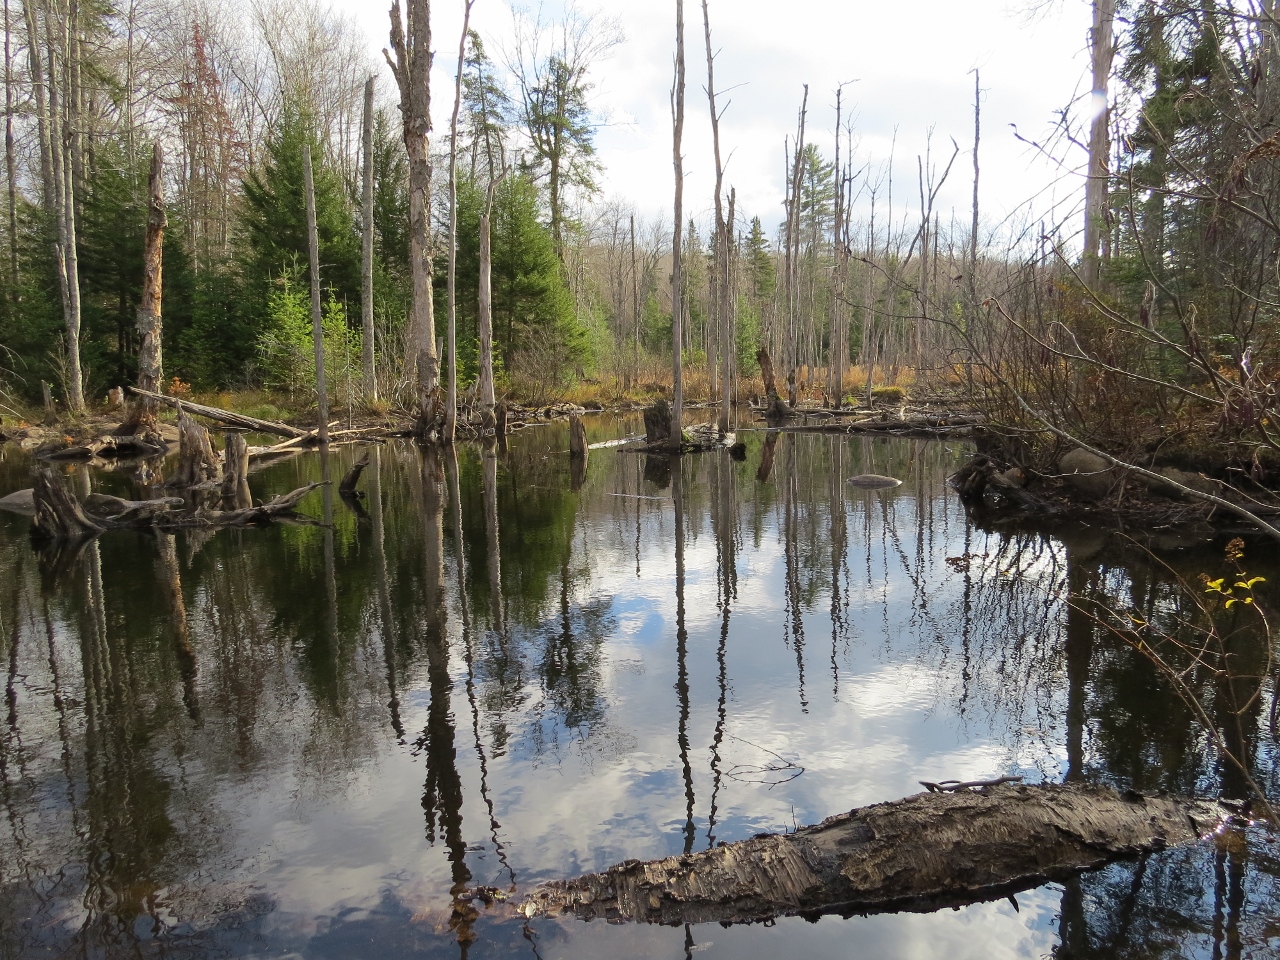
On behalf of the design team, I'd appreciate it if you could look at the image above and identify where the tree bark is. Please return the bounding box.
[386,0,440,435]
[361,76,378,401]
[302,144,329,443]
[523,782,1231,925]
[169,409,221,488]
[670,0,686,450]
[31,467,103,540]
[3,0,16,292]
[477,181,498,430]
[220,431,251,509]
[443,2,474,443]
[1082,0,1115,287]
[119,142,166,437]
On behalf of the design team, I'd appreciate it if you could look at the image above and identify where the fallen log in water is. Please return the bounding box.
[521,782,1235,925]
[127,387,309,439]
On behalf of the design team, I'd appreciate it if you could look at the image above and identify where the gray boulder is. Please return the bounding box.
[1059,449,1114,500]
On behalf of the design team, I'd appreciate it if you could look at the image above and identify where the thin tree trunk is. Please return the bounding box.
[361,76,378,401]
[120,143,165,436]
[631,213,639,386]
[701,0,732,436]
[1082,0,1115,287]
[3,0,17,292]
[443,0,474,445]
[670,0,686,449]
[386,0,440,435]
[478,179,498,430]
[303,144,329,443]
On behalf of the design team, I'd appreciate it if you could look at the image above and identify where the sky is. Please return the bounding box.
[336,0,1096,242]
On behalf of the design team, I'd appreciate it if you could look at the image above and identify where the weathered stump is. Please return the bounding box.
[522,782,1232,925]
[31,468,104,541]
[221,430,252,509]
[168,410,221,488]
[755,348,796,420]
[495,400,509,439]
[643,399,671,445]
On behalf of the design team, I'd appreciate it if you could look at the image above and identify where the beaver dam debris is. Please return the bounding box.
[521,782,1235,926]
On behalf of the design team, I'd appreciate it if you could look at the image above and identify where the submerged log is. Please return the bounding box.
[127,386,308,438]
[522,782,1232,925]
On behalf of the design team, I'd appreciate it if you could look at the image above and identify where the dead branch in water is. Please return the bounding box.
[522,782,1234,925]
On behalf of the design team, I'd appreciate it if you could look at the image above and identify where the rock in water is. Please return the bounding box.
[1059,448,1114,500]
[0,488,35,516]
[848,474,902,489]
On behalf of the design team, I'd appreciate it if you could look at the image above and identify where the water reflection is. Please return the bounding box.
[0,420,1277,958]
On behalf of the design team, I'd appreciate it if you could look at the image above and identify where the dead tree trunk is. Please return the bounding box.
[569,414,588,460]
[220,430,251,509]
[701,0,731,437]
[361,76,378,402]
[523,782,1231,925]
[442,0,475,445]
[756,347,794,420]
[477,177,501,432]
[644,399,672,446]
[386,0,440,436]
[169,410,220,488]
[303,144,329,444]
[1082,0,1115,287]
[669,0,686,450]
[119,143,166,438]
[31,467,103,540]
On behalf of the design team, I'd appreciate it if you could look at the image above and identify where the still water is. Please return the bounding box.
[0,417,1277,959]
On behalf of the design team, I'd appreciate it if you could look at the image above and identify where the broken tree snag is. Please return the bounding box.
[221,430,251,509]
[168,410,221,488]
[126,387,309,439]
[644,399,672,446]
[339,452,371,497]
[495,399,509,439]
[117,143,167,440]
[755,348,795,421]
[522,783,1231,925]
[569,415,588,459]
[31,468,104,540]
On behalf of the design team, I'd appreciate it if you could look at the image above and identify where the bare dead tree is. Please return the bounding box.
[386,0,440,435]
[1082,0,1115,286]
[670,0,686,448]
[361,75,377,402]
[701,0,732,435]
[443,0,476,444]
[303,143,329,443]
[119,143,166,437]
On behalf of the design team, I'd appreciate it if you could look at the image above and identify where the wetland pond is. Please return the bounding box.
[1,415,1278,959]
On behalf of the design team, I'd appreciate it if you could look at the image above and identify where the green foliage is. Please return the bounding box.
[256,270,362,405]
[240,105,360,324]
[445,173,582,387]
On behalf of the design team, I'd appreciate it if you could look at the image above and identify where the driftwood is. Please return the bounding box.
[127,387,308,439]
[951,456,1054,513]
[521,782,1232,925]
[85,492,186,523]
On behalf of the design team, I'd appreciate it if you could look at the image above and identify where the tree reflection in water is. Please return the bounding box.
[0,420,1277,958]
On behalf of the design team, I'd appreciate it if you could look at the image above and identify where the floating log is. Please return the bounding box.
[127,387,308,439]
[85,492,186,524]
[848,474,902,489]
[521,782,1232,925]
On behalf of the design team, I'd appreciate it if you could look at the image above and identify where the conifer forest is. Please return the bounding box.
[2,2,1280,958]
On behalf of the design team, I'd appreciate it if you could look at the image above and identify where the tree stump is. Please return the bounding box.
[221,430,252,509]
[31,468,104,541]
[495,400,509,438]
[169,410,221,488]
[643,399,672,445]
